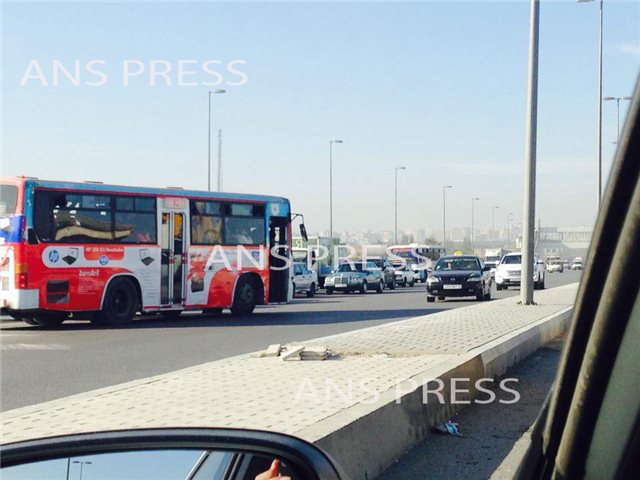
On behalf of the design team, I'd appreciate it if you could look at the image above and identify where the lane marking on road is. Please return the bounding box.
[0,343,70,351]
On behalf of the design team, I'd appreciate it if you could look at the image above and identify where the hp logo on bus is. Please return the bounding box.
[48,250,60,263]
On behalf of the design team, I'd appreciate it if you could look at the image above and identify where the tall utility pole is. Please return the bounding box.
[471,197,480,253]
[395,167,407,244]
[217,129,223,191]
[442,185,453,251]
[328,139,343,240]
[492,206,500,247]
[521,0,540,305]
[578,0,604,208]
[207,89,226,191]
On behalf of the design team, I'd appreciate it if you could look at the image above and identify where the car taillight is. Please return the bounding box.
[15,263,28,289]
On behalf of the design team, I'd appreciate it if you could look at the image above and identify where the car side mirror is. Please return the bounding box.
[482,266,491,272]
[26,228,38,245]
[0,428,345,480]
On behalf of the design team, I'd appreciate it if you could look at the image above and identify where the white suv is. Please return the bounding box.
[495,253,545,290]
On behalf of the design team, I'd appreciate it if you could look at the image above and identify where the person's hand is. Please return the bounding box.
[255,459,292,480]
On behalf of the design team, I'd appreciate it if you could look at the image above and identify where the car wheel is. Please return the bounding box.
[402,278,407,287]
[438,296,446,301]
[92,277,138,326]
[230,277,258,316]
[389,280,396,290]
[476,291,484,301]
[376,280,384,293]
[326,287,334,295]
[409,279,415,287]
[484,288,491,301]
[540,277,545,290]
[307,283,316,298]
[427,295,435,303]
[292,282,296,297]
[360,281,368,294]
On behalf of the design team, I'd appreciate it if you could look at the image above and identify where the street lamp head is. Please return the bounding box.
[444,185,453,189]
[397,166,406,170]
[472,197,480,200]
[211,89,226,94]
[577,0,595,3]
[331,139,344,144]
[603,96,615,101]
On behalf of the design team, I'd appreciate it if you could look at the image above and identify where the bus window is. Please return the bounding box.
[190,200,223,245]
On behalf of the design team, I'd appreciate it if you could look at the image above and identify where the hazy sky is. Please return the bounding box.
[2,1,639,235]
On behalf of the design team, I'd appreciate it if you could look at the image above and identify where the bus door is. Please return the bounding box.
[268,216,290,303]
[160,200,188,307]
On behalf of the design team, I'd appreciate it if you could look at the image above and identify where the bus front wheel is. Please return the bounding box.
[93,277,139,326]
[231,277,258,316]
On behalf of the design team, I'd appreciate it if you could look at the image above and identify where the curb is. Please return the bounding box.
[302,306,573,480]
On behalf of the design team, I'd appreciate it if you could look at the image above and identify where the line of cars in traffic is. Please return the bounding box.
[292,256,420,297]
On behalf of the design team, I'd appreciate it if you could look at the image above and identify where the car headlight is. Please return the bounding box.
[427,276,440,284]
[466,275,481,282]
[349,277,358,283]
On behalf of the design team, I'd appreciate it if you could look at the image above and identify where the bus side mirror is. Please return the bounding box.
[299,224,308,242]
[26,228,38,245]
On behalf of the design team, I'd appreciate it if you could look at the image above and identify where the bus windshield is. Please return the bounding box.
[0,185,18,215]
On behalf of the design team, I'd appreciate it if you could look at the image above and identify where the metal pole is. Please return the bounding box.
[471,198,479,253]
[329,141,333,240]
[65,458,71,480]
[616,98,620,142]
[207,92,211,192]
[597,0,603,208]
[442,185,452,252]
[521,0,540,305]
[217,129,223,191]
[492,207,495,248]
[395,168,398,244]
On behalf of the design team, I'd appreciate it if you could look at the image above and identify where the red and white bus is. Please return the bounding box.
[0,177,295,327]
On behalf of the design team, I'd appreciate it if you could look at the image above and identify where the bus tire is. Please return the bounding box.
[93,277,139,326]
[24,312,67,328]
[306,283,316,298]
[231,276,258,316]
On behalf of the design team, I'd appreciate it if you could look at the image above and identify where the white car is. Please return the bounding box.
[495,253,545,290]
[571,257,584,270]
[292,262,318,297]
[393,264,416,287]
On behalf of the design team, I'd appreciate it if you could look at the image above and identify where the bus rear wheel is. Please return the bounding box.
[24,312,67,328]
[231,277,258,316]
[92,277,139,326]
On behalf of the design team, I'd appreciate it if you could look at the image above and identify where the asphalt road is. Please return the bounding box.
[0,271,581,411]
[379,337,564,480]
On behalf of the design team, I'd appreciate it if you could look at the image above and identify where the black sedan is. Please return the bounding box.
[426,255,492,302]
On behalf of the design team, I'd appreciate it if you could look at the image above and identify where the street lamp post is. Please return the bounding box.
[492,206,500,247]
[604,96,633,142]
[207,89,226,191]
[521,0,540,305]
[72,461,92,480]
[578,0,604,208]
[471,197,480,253]
[395,167,407,244]
[329,140,343,241]
[442,185,453,251]
[507,211,514,245]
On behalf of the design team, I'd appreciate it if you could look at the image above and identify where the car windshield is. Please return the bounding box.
[502,255,522,264]
[434,257,479,271]
[337,263,365,272]
[0,185,18,215]
[485,256,500,262]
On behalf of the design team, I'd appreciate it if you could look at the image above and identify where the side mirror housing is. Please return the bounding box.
[299,224,308,242]
[26,228,38,245]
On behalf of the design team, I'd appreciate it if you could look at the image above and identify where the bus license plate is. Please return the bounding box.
[443,284,462,290]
